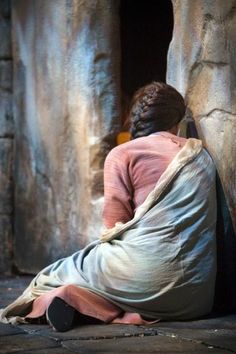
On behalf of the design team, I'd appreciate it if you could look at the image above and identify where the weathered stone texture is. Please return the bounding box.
[0,0,11,18]
[0,19,11,58]
[0,216,12,274]
[0,61,12,90]
[12,0,120,272]
[0,0,13,275]
[0,333,60,353]
[0,139,13,214]
[167,0,236,231]
[0,91,13,137]
[0,0,13,136]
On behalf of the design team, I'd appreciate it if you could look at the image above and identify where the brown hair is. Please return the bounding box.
[128,82,186,139]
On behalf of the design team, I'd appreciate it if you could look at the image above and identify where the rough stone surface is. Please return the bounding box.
[36,323,156,341]
[0,0,13,275]
[0,61,12,90]
[0,216,12,274]
[0,139,13,214]
[0,91,13,137]
[0,19,11,58]
[159,328,236,352]
[0,276,33,308]
[12,0,121,272]
[167,0,236,232]
[0,322,24,336]
[155,314,236,329]
[154,315,236,352]
[0,334,59,353]
[1,277,236,354]
[14,349,76,354]
[0,0,11,18]
[63,335,230,353]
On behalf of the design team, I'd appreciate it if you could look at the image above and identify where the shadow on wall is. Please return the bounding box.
[120,0,173,127]
[186,117,236,313]
[214,173,236,313]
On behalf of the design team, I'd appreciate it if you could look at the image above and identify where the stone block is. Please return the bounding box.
[153,327,236,352]
[38,323,156,341]
[0,322,24,336]
[155,314,236,330]
[0,139,13,214]
[0,60,12,90]
[0,91,13,137]
[0,19,11,58]
[63,334,229,353]
[14,348,74,354]
[0,216,12,274]
[0,333,59,354]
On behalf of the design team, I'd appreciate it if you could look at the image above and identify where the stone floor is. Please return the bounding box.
[0,276,236,353]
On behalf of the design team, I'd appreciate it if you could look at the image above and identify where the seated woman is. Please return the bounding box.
[0,82,217,331]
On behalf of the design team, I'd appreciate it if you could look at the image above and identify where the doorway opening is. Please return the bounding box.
[120,0,173,125]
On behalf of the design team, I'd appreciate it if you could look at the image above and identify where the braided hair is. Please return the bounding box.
[128,82,186,139]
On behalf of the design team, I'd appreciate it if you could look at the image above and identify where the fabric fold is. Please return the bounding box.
[0,138,217,325]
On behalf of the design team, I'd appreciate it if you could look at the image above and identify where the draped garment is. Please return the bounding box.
[0,138,217,324]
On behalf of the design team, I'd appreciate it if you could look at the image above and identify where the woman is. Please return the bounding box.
[0,82,217,331]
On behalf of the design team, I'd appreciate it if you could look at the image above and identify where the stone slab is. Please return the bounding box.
[0,276,33,307]
[149,315,236,352]
[0,333,59,353]
[63,334,230,353]
[0,322,24,336]
[31,323,156,341]
[0,61,12,90]
[154,314,236,330]
[1,280,236,354]
[0,91,13,137]
[11,348,77,354]
[15,323,50,335]
[21,319,236,353]
[156,328,236,352]
[0,19,11,58]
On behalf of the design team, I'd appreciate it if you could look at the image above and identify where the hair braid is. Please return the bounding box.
[128,82,186,139]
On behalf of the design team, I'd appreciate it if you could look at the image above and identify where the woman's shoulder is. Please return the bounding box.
[104,139,147,170]
[105,141,132,164]
[105,133,187,162]
[106,136,149,159]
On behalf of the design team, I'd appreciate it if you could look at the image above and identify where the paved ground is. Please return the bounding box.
[0,276,236,353]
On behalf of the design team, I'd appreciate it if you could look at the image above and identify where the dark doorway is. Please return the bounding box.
[120,0,173,109]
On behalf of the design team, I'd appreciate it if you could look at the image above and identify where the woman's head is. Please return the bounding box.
[128,82,186,139]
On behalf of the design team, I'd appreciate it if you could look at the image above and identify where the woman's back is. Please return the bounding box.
[103,132,186,228]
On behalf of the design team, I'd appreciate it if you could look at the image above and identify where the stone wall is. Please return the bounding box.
[12,0,120,273]
[0,0,13,274]
[4,0,235,276]
[167,0,236,232]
